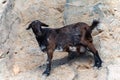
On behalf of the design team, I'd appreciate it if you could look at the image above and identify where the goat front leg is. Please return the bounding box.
[43,49,53,76]
[87,42,102,68]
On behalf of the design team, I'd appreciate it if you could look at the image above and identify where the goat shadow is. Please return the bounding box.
[38,52,94,71]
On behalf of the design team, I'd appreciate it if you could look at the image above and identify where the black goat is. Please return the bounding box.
[26,20,102,76]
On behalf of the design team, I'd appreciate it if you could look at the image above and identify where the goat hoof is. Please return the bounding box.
[42,71,50,76]
[94,65,101,69]
[94,62,102,68]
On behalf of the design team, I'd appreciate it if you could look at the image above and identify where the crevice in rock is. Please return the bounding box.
[72,73,78,80]
[0,0,15,44]
[69,65,79,80]
[2,16,20,44]
[2,25,11,45]
[106,67,109,80]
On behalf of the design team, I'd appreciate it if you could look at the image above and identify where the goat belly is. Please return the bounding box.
[69,46,77,51]
[55,46,64,52]
[71,35,81,45]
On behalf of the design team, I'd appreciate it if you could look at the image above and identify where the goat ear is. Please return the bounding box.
[26,23,32,30]
[41,22,49,27]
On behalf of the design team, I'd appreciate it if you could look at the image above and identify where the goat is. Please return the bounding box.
[26,20,102,76]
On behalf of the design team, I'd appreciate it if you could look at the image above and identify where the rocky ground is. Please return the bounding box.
[0,0,120,80]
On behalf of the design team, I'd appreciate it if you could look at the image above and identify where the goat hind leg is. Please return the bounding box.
[93,51,102,68]
[87,43,102,68]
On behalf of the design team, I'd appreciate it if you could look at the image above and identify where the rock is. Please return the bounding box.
[0,0,120,80]
[107,65,120,80]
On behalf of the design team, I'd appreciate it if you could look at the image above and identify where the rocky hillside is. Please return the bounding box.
[0,0,120,80]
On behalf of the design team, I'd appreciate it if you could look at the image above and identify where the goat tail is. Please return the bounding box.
[85,20,99,41]
[88,20,99,33]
